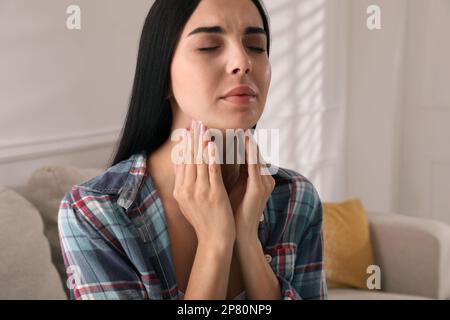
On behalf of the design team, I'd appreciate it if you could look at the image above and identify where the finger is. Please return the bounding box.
[245,135,261,184]
[208,141,223,187]
[195,122,205,164]
[185,127,196,184]
[174,130,187,189]
[197,123,209,185]
[262,173,275,191]
[260,163,271,177]
[256,144,271,176]
[256,144,267,176]
[254,144,274,186]
[192,121,201,164]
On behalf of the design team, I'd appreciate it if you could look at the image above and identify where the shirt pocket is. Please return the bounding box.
[264,243,297,282]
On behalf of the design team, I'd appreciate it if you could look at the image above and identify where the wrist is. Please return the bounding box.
[235,225,259,243]
[234,234,262,254]
[197,235,235,253]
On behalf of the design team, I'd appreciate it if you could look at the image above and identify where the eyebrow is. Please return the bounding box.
[187,26,267,37]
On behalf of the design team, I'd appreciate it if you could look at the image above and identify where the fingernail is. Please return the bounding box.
[208,141,214,154]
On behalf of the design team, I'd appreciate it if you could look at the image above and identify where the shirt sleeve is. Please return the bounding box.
[57,191,148,300]
[277,181,328,300]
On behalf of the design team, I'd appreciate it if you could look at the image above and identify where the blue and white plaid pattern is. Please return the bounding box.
[58,152,328,300]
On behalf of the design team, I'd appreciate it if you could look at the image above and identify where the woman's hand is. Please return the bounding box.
[172,120,236,247]
[229,135,276,241]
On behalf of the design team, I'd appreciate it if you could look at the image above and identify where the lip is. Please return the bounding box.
[222,95,256,105]
[222,85,257,98]
[221,85,257,105]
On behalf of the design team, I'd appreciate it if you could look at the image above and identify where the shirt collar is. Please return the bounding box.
[116,152,148,210]
[76,151,148,210]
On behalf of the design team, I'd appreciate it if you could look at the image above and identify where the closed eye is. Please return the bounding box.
[248,47,266,53]
[198,46,221,52]
[198,46,266,53]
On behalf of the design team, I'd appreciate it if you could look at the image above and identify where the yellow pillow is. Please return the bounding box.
[322,198,375,289]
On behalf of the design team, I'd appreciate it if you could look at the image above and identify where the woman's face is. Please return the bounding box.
[169,0,271,131]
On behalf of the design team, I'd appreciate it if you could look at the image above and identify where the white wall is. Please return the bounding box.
[399,0,450,224]
[345,0,450,224]
[345,0,408,213]
[0,0,153,187]
[261,0,349,202]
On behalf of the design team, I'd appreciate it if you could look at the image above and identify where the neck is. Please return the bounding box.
[221,163,240,194]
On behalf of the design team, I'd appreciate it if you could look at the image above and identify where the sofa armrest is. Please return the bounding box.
[366,212,450,299]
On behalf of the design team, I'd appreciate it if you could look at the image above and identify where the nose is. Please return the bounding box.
[227,43,252,75]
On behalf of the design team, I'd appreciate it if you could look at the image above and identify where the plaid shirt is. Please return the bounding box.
[58,152,328,300]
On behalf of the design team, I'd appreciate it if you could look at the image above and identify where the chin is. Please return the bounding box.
[211,116,258,132]
[208,120,255,132]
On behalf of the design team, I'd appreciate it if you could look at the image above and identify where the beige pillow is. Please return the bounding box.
[0,187,67,299]
[323,198,375,289]
[26,166,102,294]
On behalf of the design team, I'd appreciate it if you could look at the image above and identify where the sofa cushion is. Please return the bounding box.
[0,186,67,299]
[26,165,103,296]
[322,198,375,289]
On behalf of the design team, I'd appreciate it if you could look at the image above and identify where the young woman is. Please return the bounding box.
[58,0,328,300]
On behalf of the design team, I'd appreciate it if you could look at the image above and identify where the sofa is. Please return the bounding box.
[1,165,449,300]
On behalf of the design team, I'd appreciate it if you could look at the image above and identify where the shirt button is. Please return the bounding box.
[264,254,272,263]
[259,214,265,222]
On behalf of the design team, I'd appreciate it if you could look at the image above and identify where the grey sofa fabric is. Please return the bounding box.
[367,212,450,299]
[24,165,102,298]
[0,187,66,299]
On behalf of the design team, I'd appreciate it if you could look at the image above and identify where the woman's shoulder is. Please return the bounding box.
[265,165,323,243]
[79,154,144,193]
[60,153,147,217]
[271,165,322,210]
[58,153,149,245]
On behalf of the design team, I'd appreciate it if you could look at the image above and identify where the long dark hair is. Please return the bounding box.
[111,0,271,166]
